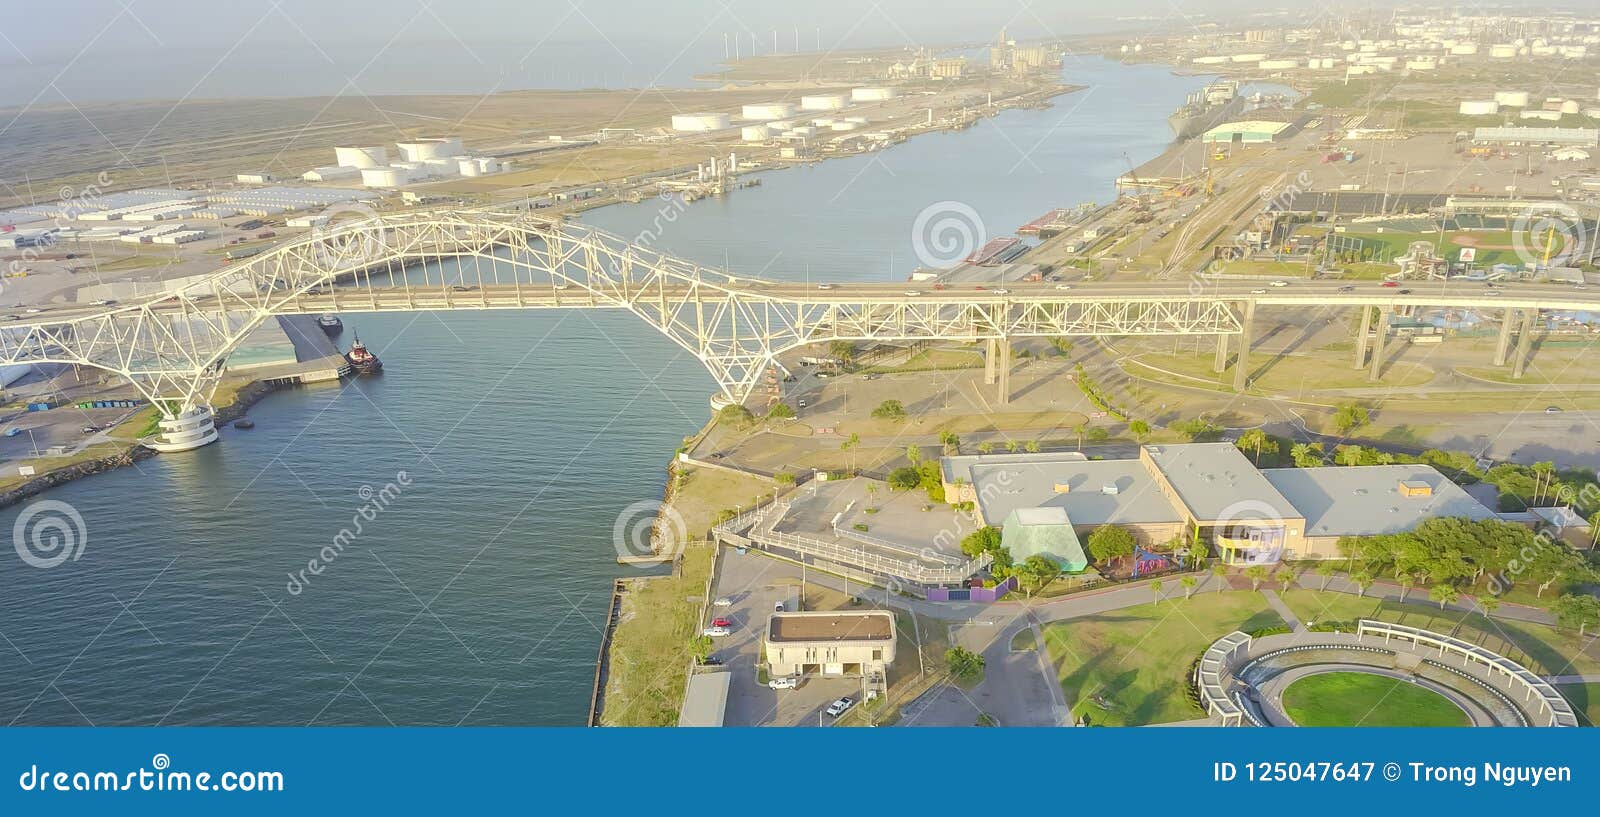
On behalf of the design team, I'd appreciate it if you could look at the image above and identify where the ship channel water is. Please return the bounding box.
[1,57,1227,725]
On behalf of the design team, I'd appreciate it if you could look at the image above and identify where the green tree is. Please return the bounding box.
[1017,554,1062,598]
[977,441,994,454]
[1171,417,1223,442]
[1332,402,1370,435]
[945,646,986,682]
[766,402,796,421]
[1212,563,1228,593]
[1086,525,1137,566]
[1024,440,1041,453]
[1149,578,1165,603]
[828,340,856,362]
[1478,595,1500,619]
[871,400,907,421]
[1428,583,1460,610]
[905,444,923,466]
[1128,419,1152,441]
[888,466,921,490]
[1553,593,1600,636]
[1180,575,1198,599]
[688,634,713,662]
[1005,439,1021,453]
[1290,442,1326,468]
[1243,565,1268,591]
[1236,428,1272,463]
[1316,561,1338,590]
[939,431,961,455]
[1086,427,1110,444]
[717,403,754,427]
[1350,568,1374,597]
[775,471,796,485]
[960,526,1003,559]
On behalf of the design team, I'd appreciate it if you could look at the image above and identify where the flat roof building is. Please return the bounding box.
[1202,120,1291,144]
[677,671,731,727]
[766,611,895,681]
[1261,465,1496,544]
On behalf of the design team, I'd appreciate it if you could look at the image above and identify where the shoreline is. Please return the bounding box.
[0,378,282,510]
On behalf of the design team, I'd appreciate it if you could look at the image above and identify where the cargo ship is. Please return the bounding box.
[345,334,382,375]
[1167,81,1244,140]
[964,237,1028,267]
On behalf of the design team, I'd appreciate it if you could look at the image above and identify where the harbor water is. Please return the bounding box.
[0,57,1213,725]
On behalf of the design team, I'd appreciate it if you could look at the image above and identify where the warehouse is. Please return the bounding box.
[1261,465,1496,552]
[1472,126,1599,147]
[1201,120,1291,144]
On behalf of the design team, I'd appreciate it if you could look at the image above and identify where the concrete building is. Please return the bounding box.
[765,611,895,679]
[1202,120,1291,144]
[939,444,1498,565]
[1473,126,1598,147]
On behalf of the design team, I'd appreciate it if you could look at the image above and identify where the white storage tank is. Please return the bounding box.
[800,94,847,111]
[1258,59,1298,70]
[790,126,816,136]
[1489,44,1517,59]
[335,146,389,168]
[740,124,770,142]
[1494,90,1530,107]
[396,138,464,162]
[1458,100,1500,115]
[360,167,409,187]
[830,121,859,131]
[458,158,484,177]
[741,102,794,121]
[850,87,898,102]
[1450,43,1479,55]
[670,112,731,132]
[811,117,836,127]
[1560,99,1581,114]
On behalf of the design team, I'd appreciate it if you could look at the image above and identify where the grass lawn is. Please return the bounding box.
[1278,590,1600,676]
[863,347,983,374]
[1011,629,1037,652]
[1282,671,1468,727]
[1122,350,1433,395]
[1040,591,1285,726]
[600,540,714,726]
[1556,684,1600,727]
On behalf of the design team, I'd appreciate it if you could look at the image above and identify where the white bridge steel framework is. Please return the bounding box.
[0,210,1252,449]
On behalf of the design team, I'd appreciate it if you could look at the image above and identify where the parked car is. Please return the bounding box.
[768,676,799,690]
[1546,406,1563,414]
[702,626,731,637]
[1269,280,1289,287]
[711,617,732,628]
[1398,288,1412,294]
[712,597,733,607]
[1381,281,1399,288]
[825,697,855,717]
[1338,285,1355,292]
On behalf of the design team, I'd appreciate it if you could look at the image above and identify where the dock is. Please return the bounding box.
[586,578,629,727]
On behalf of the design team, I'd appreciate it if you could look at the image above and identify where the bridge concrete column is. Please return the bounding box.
[1232,301,1255,392]
[1352,307,1373,369]
[1368,306,1391,381]
[1511,309,1538,380]
[1492,307,1518,367]
[995,339,1012,405]
[984,338,999,385]
[1212,333,1228,373]
[144,406,219,453]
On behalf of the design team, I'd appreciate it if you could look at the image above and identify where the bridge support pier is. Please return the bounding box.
[1212,334,1228,373]
[994,339,1012,405]
[1368,306,1391,381]
[1492,307,1517,367]
[984,338,999,385]
[1232,301,1255,392]
[1352,307,1373,369]
[1511,309,1537,380]
[144,405,219,453]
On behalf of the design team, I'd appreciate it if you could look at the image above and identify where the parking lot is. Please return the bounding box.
[709,549,868,726]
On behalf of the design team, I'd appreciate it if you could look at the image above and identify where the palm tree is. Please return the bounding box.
[1429,583,1459,610]
[1072,423,1087,450]
[1244,565,1268,591]
[1396,571,1414,603]
[1005,439,1020,453]
[1316,561,1337,590]
[1180,575,1198,599]
[977,441,994,455]
[1478,595,1501,620]
[1149,579,1164,604]
[1350,569,1373,598]
[1024,440,1040,453]
[1212,563,1228,593]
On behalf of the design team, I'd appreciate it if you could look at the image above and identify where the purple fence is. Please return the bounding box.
[926,576,1017,603]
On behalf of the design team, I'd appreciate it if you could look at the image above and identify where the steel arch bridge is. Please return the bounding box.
[1,208,1255,450]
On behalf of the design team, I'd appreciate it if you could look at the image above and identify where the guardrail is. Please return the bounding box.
[1355,619,1578,727]
[714,501,986,586]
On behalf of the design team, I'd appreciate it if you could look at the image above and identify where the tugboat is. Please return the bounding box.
[345,333,383,375]
[317,314,343,336]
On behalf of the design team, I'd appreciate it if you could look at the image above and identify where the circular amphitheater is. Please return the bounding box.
[1195,621,1579,727]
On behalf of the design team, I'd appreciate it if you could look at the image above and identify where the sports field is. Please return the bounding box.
[1281,672,1468,727]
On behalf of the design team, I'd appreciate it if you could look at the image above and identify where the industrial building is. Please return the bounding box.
[1472,126,1599,147]
[941,444,1501,566]
[764,611,895,681]
[1201,120,1291,144]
